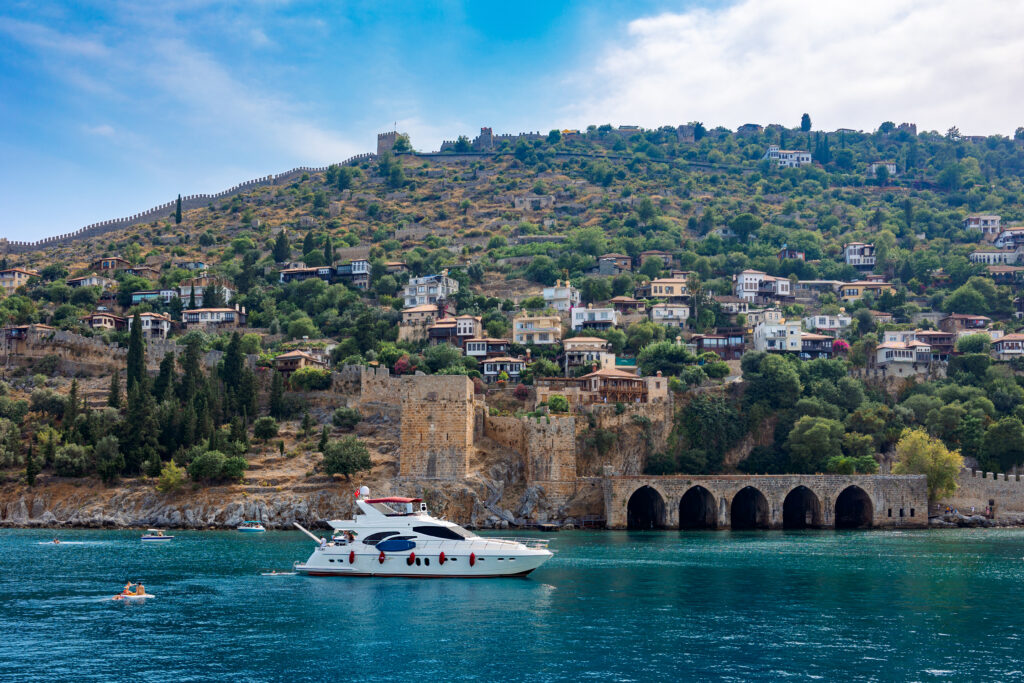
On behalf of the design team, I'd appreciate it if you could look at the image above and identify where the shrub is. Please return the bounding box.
[220,456,248,482]
[332,406,362,431]
[253,416,279,442]
[513,383,530,400]
[548,394,570,413]
[322,436,372,480]
[187,450,226,482]
[289,366,332,391]
[53,444,89,477]
[156,461,187,493]
[703,361,731,379]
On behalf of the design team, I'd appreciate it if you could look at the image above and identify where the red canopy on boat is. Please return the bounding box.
[364,497,423,503]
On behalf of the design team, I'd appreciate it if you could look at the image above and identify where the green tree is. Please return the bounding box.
[273,230,291,262]
[800,113,811,132]
[318,425,329,452]
[982,417,1024,471]
[729,213,762,242]
[893,428,964,502]
[94,435,124,484]
[324,234,333,265]
[636,340,697,376]
[322,436,372,480]
[187,450,226,482]
[332,406,362,430]
[126,312,145,393]
[253,416,279,443]
[786,416,844,473]
[269,371,285,419]
[743,353,802,409]
[175,194,182,224]
[25,444,38,486]
[156,460,186,492]
[122,385,158,475]
[956,333,991,354]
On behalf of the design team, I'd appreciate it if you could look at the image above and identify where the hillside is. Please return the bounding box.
[3,120,1024,515]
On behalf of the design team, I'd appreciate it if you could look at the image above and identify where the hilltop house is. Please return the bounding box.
[691,331,746,360]
[513,313,562,346]
[803,313,852,332]
[0,268,40,295]
[963,214,1001,237]
[66,273,115,289]
[752,319,802,353]
[90,257,131,272]
[994,229,1024,249]
[838,281,895,302]
[427,314,482,349]
[128,312,172,340]
[875,340,934,376]
[800,333,834,360]
[844,243,876,269]
[763,145,811,167]
[398,304,445,342]
[481,357,526,383]
[403,272,459,308]
[81,311,127,332]
[178,277,235,307]
[464,338,511,361]
[273,350,328,379]
[561,337,615,375]
[182,306,247,329]
[969,248,1019,265]
[648,303,690,327]
[571,306,619,331]
[635,278,688,303]
[542,279,580,312]
[733,270,792,302]
[867,161,898,178]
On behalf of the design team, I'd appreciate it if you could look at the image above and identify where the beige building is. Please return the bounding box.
[398,304,444,342]
[0,268,40,295]
[513,313,562,346]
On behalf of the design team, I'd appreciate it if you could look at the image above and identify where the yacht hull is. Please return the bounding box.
[295,548,551,578]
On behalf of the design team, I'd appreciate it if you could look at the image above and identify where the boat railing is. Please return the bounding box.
[477,537,550,549]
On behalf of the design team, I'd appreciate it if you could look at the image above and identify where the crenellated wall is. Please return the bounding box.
[940,468,1024,517]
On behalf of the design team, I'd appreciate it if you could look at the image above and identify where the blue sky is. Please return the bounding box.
[2,0,1023,241]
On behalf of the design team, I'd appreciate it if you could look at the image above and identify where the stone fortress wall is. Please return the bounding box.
[1,154,374,254]
[941,468,1024,517]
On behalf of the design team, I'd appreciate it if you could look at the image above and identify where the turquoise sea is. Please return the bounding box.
[2,528,1023,681]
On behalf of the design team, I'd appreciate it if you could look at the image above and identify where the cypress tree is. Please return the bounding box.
[153,352,176,401]
[323,234,333,265]
[220,332,244,417]
[66,379,80,429]
[175,194,182,224]
[237,368,258,420]
[189,284,197,309]
[25,443,38,486]
[178,334,204,403]
[273,230,290,263]
[301,411,314,438]
[123,384,158,474]
[303,230,316,255]
[108,369,122,409]
[126,312,145,393]
[269,371,285,419]
[318,425,329,452]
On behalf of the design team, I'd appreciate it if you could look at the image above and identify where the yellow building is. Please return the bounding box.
[513,313,563,346]
[0,268,40,295]
[838,281,895,302]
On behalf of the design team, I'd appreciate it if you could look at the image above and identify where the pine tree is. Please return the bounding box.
[269,371,285,419]
[126,312,145,393]
[108,369,122,409]
[25,443,38,487]
[273,230,290,263]
[323,234,333,265]
[175,194,182,224]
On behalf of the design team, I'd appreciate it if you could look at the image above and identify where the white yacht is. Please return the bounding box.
[293,488,552,578]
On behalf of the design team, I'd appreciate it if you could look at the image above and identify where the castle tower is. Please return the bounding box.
[377,131,398,156]
[475,127,494,151]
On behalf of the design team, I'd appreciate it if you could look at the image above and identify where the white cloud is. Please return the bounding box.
[569,0,1024,135]
[82,124,116,137]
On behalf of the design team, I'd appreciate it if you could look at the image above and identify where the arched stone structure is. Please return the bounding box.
[783,486,823,529]
[730,486,770,530]
[603,474,927,530]
[679,486,716,530]
[626,485,667,530]
[834,485,873,529]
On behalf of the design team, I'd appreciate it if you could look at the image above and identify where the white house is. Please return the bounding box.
[844,242,876,269]
[733,270,791,301]
[993,333,1024,361]
[867,161,898,177]
[752,319,802,353]
[969,248,1019,265]
[994,229,1024,249]
[66,273,115,289]
[649,303,690,327]
[542,279,580,312]
[803,314,852,332]
[128,312,172,340]
[183,306,247,328]
[763,145,811,168]
[963,214,1001,237]
[875,340,933,376]
[403,272,459,307]
[481,357,526,383]
[746,307,783,326]
[571,306,619,331]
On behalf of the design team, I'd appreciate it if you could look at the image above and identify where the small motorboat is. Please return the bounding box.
[141,529,174,542]
[260,571,297,576]
[237,521,266,533]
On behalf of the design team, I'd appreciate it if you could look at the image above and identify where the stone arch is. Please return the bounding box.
[835,485,873,529]
[782,485,823,529]
[627,485,667,530]
[679,486,717,530]
[730,486,770,530]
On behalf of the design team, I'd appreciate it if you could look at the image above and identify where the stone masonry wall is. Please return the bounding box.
[399,375,475,480]
[941,468,1024,517]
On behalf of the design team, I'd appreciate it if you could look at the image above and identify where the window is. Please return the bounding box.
[413,525,471,540]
